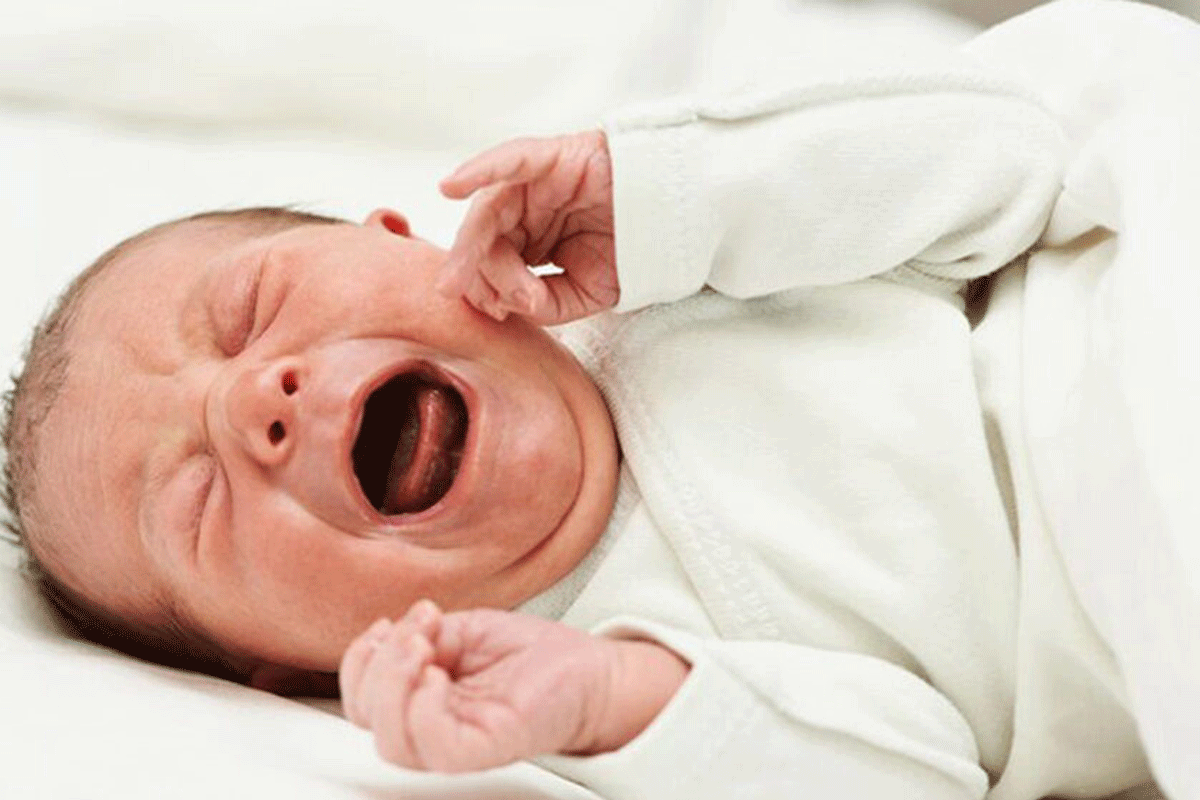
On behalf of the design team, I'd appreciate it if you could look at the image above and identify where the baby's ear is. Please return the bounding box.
[248,663,341,698]
[364,208,411,237]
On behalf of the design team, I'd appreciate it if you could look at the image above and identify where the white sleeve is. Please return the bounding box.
[604,58,1065,312]
[536,619,988,800]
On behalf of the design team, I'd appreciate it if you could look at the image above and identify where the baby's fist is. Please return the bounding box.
[339,601,622,772]
[438,131,618,326]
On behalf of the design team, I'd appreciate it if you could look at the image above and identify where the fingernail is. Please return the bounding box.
[409,599,437,625]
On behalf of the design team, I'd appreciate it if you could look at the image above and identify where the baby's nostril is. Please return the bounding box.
[268,421,286,445]
[281,371,299,396]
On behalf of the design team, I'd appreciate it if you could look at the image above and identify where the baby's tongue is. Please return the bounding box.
[381,384,461,515]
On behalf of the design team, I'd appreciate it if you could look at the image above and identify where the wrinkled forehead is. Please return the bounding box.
[84,218,269,314]
[64,216,334,381]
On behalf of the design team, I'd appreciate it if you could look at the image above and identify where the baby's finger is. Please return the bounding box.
[400,598,442,642]
[339,618,393,727]
[365,630,435,769]
[437,183,524,300]
[525,271,619,327]
[407,664,503,773]
[351,604,436,729]
[475,244,551,319]
[464,273,506,321]
[440,137,560,200]
[425,608,493,676]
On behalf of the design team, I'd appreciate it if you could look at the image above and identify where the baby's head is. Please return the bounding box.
[2,207,618,691]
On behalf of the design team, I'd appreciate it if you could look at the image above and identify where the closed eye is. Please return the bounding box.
[214,257,264,355]
[181,455,219,556]
[226,267,262,355]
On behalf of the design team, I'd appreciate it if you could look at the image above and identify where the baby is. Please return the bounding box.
[4,2,1198,798]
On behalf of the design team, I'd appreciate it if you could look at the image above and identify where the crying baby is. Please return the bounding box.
[1,27,1166,795]
[4,131,672,768]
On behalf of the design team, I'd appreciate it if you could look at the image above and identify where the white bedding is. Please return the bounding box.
[0,1,1189,797]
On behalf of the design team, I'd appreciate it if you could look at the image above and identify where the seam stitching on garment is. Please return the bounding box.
[695,71,1049,123]
[897,260,965,284]
[670,124,692,301]
[597,307,780,640]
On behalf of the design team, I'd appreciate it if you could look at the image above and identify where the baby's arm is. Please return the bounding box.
[338,600,687,771]
[341,605,988,799]
[600,61,1065,311]
[535,621,990,800]
[439,52,1065,321]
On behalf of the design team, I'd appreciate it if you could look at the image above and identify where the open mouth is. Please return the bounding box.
[351,371,469,516]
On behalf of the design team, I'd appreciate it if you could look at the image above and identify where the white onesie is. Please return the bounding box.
[518,2,1200,797]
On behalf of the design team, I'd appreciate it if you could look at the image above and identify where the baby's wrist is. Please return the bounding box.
[567,638,689,756]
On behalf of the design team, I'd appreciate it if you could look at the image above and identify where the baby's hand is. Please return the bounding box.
[437,131,618,326]
[340,601,689,771]
[343,599,672,767]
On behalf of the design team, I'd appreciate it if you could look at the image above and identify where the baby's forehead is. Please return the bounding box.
[74,214,352,372]
[112,211,341,277]
[108,218,273,279]
[80,217,331,339]
[56,218,272,416]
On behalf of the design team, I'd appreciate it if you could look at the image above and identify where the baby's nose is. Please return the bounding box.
[224,359,304,468]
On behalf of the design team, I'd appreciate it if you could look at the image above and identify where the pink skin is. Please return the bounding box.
[339,599,689,771]
[437,129,619,326]
[38,130,687,769]
[36,206,619,676]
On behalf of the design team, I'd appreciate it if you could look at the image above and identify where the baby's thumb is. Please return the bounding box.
[438,171,479,200]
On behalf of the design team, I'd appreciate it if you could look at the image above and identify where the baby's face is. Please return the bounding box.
[37,211,618,673]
